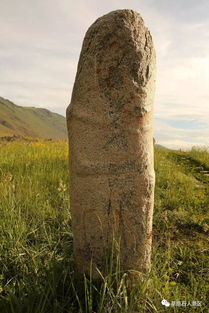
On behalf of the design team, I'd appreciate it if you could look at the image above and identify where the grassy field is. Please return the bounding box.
[0,141,208,313]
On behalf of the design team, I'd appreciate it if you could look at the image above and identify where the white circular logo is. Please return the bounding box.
[161,299,170,307]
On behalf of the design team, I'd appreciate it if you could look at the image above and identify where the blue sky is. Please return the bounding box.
[0,0,209,149]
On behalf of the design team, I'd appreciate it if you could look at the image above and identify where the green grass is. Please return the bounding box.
[189,147,209,169]
[0,142,208,312]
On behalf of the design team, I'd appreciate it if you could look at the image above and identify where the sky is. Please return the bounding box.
[0,0,209,149]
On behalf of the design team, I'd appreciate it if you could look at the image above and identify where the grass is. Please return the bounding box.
[0,141,208,312]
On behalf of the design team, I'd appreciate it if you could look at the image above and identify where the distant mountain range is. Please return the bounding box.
[0,97,67,140]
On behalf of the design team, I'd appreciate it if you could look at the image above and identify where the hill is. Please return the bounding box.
[0,97,67,140]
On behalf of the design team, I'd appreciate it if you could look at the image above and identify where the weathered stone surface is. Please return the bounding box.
[67,9,156,277]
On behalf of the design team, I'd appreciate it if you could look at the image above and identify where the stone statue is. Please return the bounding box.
[66,9,156,278]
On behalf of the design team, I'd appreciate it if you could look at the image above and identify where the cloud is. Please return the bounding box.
[0,0,208,148]
[158,139,208,151]
[154,117,209,149]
